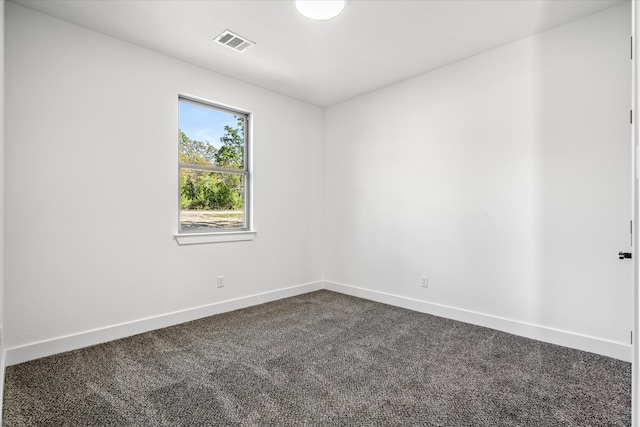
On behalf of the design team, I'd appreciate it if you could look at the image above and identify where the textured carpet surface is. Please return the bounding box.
[2,290,631,426]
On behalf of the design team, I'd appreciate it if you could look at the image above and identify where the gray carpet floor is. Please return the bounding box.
[2,290,632,426]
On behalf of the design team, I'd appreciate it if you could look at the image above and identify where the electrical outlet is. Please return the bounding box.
[421,275,428,288]
[217,276,224,288]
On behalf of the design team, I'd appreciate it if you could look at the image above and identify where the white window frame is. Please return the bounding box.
[175,95,255,245]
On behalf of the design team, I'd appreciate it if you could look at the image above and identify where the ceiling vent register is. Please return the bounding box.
[215,30,255,53]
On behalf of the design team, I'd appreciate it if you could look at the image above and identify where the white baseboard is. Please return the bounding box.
[3,280,631,367]
[4,281,324,367]
[0,328,5,427]
[323,281,632,362]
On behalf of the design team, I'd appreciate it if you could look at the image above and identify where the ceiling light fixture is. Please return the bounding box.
[295,0,345,21]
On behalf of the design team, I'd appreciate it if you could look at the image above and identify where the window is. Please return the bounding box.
[177,96,252,242]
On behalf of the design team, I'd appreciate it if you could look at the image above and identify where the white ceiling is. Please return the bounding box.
[9,0,627,107]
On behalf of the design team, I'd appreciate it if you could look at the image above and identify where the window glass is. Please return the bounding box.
[179,97,249,232]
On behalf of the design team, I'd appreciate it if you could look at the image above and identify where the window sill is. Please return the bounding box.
[175,231,257,245]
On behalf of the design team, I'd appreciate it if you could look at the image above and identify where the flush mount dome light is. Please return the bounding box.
[295,0,345,20]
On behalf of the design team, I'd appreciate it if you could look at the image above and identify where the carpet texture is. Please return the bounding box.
[2,290,631,426]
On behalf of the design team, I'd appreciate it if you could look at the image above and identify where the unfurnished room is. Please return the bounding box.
[0,0,639,425]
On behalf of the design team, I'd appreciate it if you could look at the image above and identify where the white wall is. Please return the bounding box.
[0,0,6,419]
[4,3,324,359]
[324,3,632,359]
[633,0,639,422]
[3,1,633,366]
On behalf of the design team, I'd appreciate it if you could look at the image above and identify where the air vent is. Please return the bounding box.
[215,30,255,53]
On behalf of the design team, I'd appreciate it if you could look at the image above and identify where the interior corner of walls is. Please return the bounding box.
[323,281,632,363]
[3,281,325,367]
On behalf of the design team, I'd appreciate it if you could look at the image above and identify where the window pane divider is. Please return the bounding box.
[179,163,248,175]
